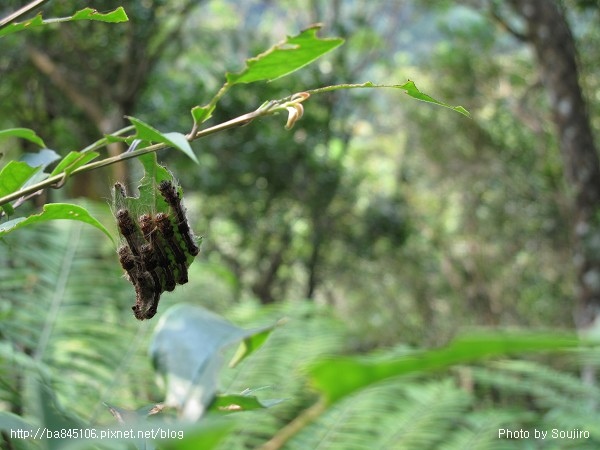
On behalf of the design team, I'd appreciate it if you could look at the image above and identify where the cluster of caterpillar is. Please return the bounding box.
[114,180,200,320]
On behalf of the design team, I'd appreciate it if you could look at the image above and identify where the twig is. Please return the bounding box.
[0,94,306,207]
[0,0,50,29]
[258,399,326,450]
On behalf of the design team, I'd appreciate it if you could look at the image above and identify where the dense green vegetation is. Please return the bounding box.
[1,1,600,449]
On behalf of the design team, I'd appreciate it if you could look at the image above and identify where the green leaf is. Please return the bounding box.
[127,116,198,164]
[0,411,36,433]
[308,332,579,405]
[226,24,344,84]
[191,105,214,126]
[0,128,46,147]
[134,152,173,214]
[209,393,281,412]
[0,7,128,38]
[229,325,276,368]
[0,161,39,196]
[0,161,39,214]
[150,304,271,420]
[0,203,114,243]
[70,7,129,23]
[50,150,99,177]
[307,81,471,117]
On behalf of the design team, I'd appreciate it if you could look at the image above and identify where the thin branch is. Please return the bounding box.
[0,0,50,29]
[0,97,296,207]
[489,2,528,41]
[258,399,326,450]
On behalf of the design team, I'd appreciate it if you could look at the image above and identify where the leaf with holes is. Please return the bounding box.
[0,7,128,38]
[226,25,343,85]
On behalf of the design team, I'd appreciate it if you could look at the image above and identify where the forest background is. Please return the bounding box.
[2,0,600,449]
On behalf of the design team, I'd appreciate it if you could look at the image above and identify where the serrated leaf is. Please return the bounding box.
[0,7,128,38]
[70,7,128,23]
[134,153,173,214]
[226,25,344,84]
[127,116,198,164]
[0,203,114,243]
[50,151,99,177]
[0,128,46,147]
[396,80,471,117]
[308,332,579,405]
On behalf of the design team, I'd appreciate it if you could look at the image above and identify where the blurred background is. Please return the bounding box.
[2,0,600,448]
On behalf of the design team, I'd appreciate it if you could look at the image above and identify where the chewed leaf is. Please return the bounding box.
[0,203,114,243]
[0,128,46,147]
[70,7,128,23]
[307,81,471,117]
[0,7,128,38]
[127,116,198,164]
[226,25,344,84]
[209,393,284,412]
[136,153,172,214]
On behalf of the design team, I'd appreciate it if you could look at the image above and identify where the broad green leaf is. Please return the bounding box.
[308,332,579,404]
[50,150,99,176]
[150,304,272,420]
[308,81,471,117]
[0,7,128,38]
[70,7,128,23]
[127,116,198,164]
[0,160,39,195]
[0,411,35,433]
[0,203,114,243]
[0,128,46,147]
[226,25,344,84]
[0,161,39,213]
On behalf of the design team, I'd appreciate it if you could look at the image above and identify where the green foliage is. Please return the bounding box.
[3,2,599,450]
[0,203,113,242]
[225,25,344,84]
[309,332,580,404]
[0,7,128,38]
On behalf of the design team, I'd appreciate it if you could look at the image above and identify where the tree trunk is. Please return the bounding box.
[507,0,600,331]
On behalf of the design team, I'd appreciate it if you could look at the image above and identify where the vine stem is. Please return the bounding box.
[258,398,327,450]
[0,98,295,207]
